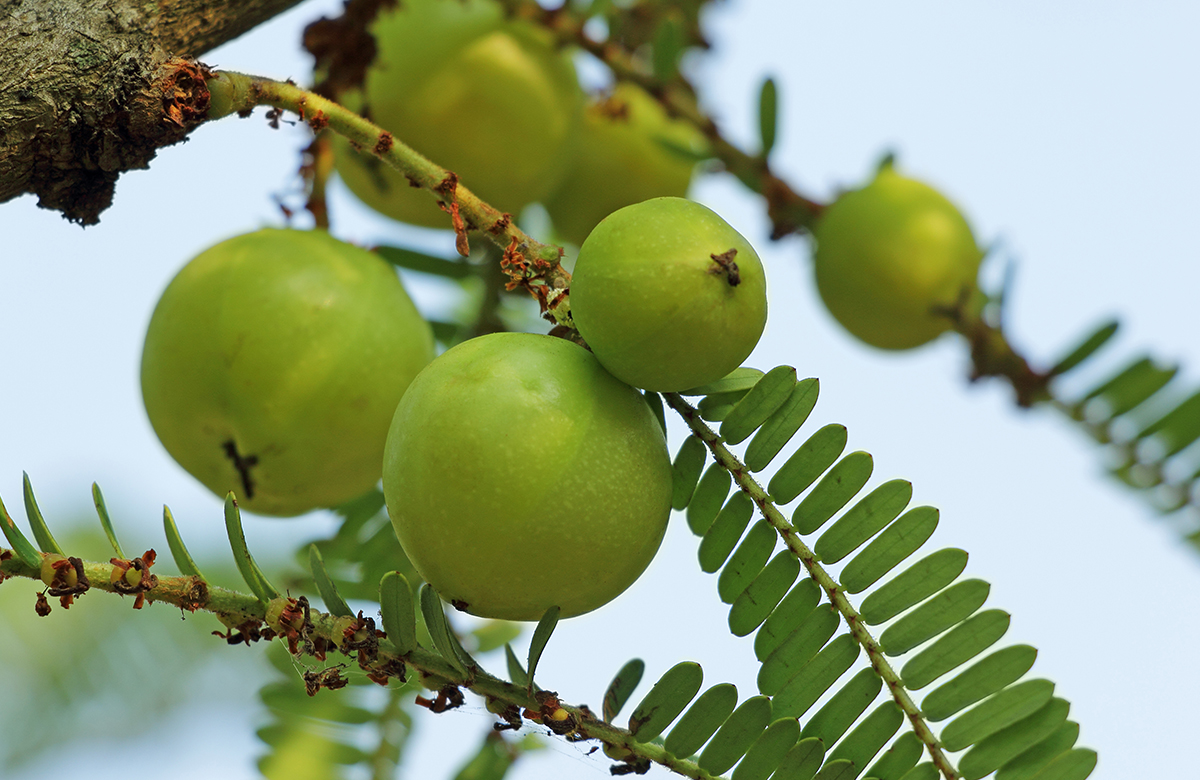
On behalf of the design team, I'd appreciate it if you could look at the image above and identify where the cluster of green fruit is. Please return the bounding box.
[141,198,767,620]
[331,0,705,245]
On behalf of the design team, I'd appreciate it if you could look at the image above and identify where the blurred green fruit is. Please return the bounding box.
[141,228,434,516]
[570,197,768,392]
[383,333,671,620]
[545,82,706,246]
[812,165,984,350]
[334,0,581,227]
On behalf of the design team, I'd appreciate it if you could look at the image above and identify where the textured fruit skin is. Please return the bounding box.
[812,167,984,350]
[141,228,434,516]
[545,82,705,247]
[383,333,672,620]
[334,0,580,227]
[570,197,768,392]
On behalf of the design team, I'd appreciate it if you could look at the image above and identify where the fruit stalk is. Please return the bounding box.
[202,70,570,319]
[662,392,963,780]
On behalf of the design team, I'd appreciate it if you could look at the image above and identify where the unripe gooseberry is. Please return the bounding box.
[544,82,706,247]
[140,228,434,516]
[812,165,985,350]
[382,332,672,620]
[333,0,581,227]
[569,197,768,392]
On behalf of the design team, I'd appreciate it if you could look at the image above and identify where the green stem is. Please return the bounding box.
[662,393,961,780]
[203,69,571,325]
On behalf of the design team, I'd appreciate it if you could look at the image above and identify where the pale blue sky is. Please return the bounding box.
[3,2,1199,778]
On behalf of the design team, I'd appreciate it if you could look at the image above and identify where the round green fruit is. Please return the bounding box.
[382,332,672,620]
[812,166,984,350]
[545,82,706,247]
[570,197,768,392]
[141,228,434,517]
[334,0,581,227]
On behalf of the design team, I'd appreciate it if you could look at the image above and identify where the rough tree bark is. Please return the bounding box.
[0,0,306,225]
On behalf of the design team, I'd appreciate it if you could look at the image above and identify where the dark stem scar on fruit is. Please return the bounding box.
[709,248,741,287]
[222,440,259,499]
[451,598,471,612]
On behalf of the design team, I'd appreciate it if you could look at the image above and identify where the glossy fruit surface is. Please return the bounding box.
[383,333,672,620]
[545,82,705,246]
[812,166,984,350]
[570,197,768,392]
[334,0,580,227]
[141,228,434,516]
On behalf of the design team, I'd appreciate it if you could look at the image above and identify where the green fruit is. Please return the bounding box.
[545,82,706,246]
[812,165,984,350]
[570,197,768,392]
[141,228,434,517]
[383,333,672,620]
[334,0,581,227]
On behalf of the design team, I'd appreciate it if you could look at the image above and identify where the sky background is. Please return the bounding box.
[3,1,1199,778]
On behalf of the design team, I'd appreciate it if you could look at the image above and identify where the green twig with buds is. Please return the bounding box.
[203,69,572,326]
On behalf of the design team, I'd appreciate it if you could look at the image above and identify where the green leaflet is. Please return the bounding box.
[681,367,765,396]
[23,473,61,555]
[374,244,473,278]
[772,737,825,780]
[664,682,739,759]
[758,76,778,157]
[758,605,839,696]
[942,679,1055,752]
[995,721,1079,780]
[745,377,820,472]
[897,763,940,780]
[754,578,822,662]
[958,698,1071,780]
[814,478,912,564]
[921,644,1038,722]
[770,634,860,720]
[379,572,416,656]
[505,644,529,688]
[1048,319,1118,378]
[1076,356,1175,421]
[825,700,904,774]
[880,578,990,656]
[451,731,521,780]
[698,492,756,573]
[603,659,645,722]
[645,391,667,436]
[162,505,205,580]
[672,435,708,510]
[1023,749,1099,780]
[731,717,800,780]
[698,695,773,775]
[799,667,880,745]
[1135,388,1200,457]
[0,491,41,567]
[652,15,684,80]
[858,548,969,625]
[717,520,776,604]
[700,390,751,422]
[629,661,704,742]
[721,365,798,445]
[309,545,355,618]
[792,452,874,535]
[91,483,124,558]
[810,759,856,779]
[688,464,733,535]
[840,506,938,594]
[769,423,848,504]
[526,606,560,690]
[420,584,465,674]
[728,552,801,636]
[902,609,1011,690]
[223,494,280,603]
[863,730,924,780]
